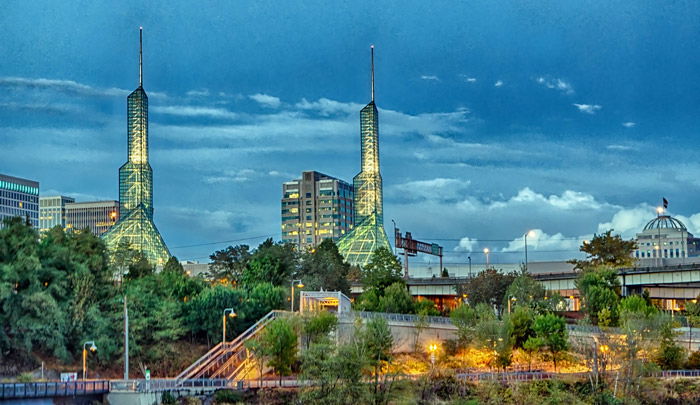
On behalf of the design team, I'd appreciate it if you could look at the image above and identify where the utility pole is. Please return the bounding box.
[124,295,129,380]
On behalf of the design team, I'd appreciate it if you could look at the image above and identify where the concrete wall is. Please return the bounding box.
[336,318,457,353]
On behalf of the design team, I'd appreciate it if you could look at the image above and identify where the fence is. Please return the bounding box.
[0,380,109,399]
[111,378,229,392]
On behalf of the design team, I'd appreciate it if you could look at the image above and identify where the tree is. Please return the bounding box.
[300,340,368,404]
[361,248,403,294]
[569,230,637,270]
[505,269,554,313]
[259,317,298,384]
[508,306,535,349]
[124,253,153,280]
[460,268,516,310]
[208,244,251,284]
[301,310,338,349]
[240,239,297,287]
[655,317,685,370]
[377,282,414,314]
[575,266,620,326]
[360,317,394,405]
[475,318,514,371]
[185,285,246,344]
[244,337,267,388]
[450,303,495,346]
[531,313,569,371]
[299,239,351,295]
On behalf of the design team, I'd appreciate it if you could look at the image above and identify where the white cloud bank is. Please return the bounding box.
[573,103,602,114]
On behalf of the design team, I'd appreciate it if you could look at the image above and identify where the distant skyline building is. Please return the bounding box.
[39,195,75,232]
[634,210,700,264]
[0,174,39,229]
[66,200,119,237]
[103,28,170,264]
[281,171,354,250]
[337,46,391,266]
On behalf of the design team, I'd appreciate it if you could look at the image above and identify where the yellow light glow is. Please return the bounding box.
[483,248,489,254]
[527,230,536,237]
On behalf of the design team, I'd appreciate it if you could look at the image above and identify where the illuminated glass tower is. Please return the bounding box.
[337,46,391,266]
[103,28,170,265]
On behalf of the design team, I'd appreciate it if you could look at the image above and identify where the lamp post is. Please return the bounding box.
[507,296,517,314]
[428,343,438,370]
[222,308,237,345]
[291,280,304,312]
[467,256,472,277]
[82,341,97,380]
[524,230,536,270]
[483,248,490,268]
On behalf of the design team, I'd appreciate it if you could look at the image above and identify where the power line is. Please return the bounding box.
[170,234,273,249]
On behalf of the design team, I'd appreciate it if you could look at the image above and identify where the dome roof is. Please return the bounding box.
[643,215,687,231]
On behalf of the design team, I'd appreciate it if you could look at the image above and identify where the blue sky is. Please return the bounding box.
[2,1,700,264]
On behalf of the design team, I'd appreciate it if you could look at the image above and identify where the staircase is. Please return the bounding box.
[176,310,282,383]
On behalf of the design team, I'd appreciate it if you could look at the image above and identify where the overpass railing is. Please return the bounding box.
[0,380,109,399]
[344,311,454,326]
[111,378,228,392]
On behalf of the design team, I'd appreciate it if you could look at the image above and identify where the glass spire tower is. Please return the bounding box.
[103,28,170,265]
[337,46,391,266]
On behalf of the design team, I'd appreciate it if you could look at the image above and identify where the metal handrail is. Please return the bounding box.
[0,380,109,399]
[111,378,228,392]
[347,310,454,326]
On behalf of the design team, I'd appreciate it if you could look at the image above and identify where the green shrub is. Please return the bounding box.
[16,372,33,383]
[161,391,177,404]
[686,350,700,369]
[214,389,243,404]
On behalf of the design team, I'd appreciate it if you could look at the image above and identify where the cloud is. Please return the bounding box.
[0,76,129,97]
[573,103,602,114]
[536,76,574,95]
[596,205,655,238]
[458,74,477,83]
[491,187,609,211]
[152,105,238,119]
[494,80,504,87]
[622,122,636,128]
[606,144,636,151]
[501,229,585,253]
[186,89,210,97]
[420,75,440,81]
[249,93,281,108]
[295,97,363,116]
[389,178,471,202]
[0,102,81,115]
[454,237,478,252]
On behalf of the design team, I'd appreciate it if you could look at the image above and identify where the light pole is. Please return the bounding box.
[524,230,536,271]
[291,280,304,312]
[82,341,97,380]
[428,343,438,370]
[222,308,237,345]
[507,296,517,314]
[483,248,490,268]
[467,256,472,277]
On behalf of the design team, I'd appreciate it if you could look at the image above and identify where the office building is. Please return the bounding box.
[281,171,354,250]
[66,200,119,237]
[337,46,391,266]
[0,174,39,228]
[39,195,75,232]
[103,28,171,265]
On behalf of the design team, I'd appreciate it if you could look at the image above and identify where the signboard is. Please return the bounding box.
[145,369,151,381]
[60,372,77,382]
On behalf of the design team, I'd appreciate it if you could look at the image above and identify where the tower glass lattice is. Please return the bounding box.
[337,46,390,266]
[102,28,170,265]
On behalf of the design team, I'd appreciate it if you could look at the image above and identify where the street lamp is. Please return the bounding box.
[427,343,438,369]
[291,279,304,312]
[467,256,472,277]
[507,296,517,314]
[222,308,237,345]
[483,248,490,267]
[524,230,536,270]
[82,341,97,380]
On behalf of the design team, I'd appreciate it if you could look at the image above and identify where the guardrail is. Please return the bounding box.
[0,380,109,399]
[111,378,228,392]
[345,311,454,326]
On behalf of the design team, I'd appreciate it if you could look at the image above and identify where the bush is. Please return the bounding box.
[161,391,177,404]
[214,389,243,404]
[686,350,700,369]
[16,372,33,383]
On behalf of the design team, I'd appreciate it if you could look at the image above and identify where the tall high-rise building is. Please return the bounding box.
[66,200,119,237]
[103,28,170,264]
[39,195,75,232]
[281,171,354,250]
[0,174,39,228]
[337,46,391,266]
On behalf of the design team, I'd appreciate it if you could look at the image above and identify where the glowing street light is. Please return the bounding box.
[222,308,237,345]
[483,248,490,267]
[290,279,304,312]
[427,343,439,369]
[507,296,517,314]
[82,341,97,380]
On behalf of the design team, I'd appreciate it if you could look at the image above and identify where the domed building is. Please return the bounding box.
[634,214,700,262]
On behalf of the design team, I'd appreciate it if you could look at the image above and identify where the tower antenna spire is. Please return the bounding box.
[139,27,143,87]
[370,45,375,102]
